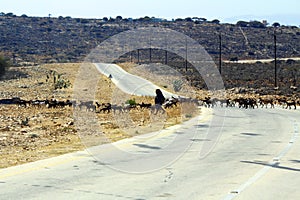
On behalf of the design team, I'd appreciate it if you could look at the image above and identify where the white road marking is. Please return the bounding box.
[223,119,299,200]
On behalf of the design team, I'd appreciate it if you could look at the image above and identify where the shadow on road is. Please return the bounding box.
[241,160,300,172]
[240,133,262,136]
[133,143,161,150]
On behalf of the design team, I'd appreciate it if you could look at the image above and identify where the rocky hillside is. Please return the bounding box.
[1,15,300,65]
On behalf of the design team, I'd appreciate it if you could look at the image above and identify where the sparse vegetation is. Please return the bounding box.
[0,63,200,168]
[1,14,300,66]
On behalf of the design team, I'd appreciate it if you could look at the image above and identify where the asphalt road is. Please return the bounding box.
[94,63,178,98]
[0,106,299,200]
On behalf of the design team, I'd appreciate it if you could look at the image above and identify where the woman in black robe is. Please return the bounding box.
[154,89,165,105]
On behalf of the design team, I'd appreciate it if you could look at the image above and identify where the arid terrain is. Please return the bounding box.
[0,63,200,168]
[2,14,300,65]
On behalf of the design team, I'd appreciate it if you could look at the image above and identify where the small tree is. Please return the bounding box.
[211,19,220,24]
[185,17,193,22]
[5,12,16,17]
[116,16,123,21]
[272,22,281,27]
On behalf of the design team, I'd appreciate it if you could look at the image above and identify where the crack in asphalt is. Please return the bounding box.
[164,168,174,183]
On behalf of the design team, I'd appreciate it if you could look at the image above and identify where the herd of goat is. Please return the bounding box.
[0,95,299,113]
[0,96,181,113]
[201,96,299,110]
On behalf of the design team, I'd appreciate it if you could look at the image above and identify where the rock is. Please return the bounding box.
[20,129,28,133]
[19,85,29,88]
[29,133,39,138]
[1,126,10,131]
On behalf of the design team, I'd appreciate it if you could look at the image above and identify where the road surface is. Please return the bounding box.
[0,106,299,200]
[94,63,178,98]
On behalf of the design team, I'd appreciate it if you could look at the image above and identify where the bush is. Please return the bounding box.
[0,56,9,78]
[236,21,249,27]
[54,78,71,89]
[249,21,266,28]
[53,73,71,89]
[173,80,183,92]
[125,99,136,105]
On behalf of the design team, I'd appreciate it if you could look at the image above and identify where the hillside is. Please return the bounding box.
[1,15,300,65]
[0,14,299,94]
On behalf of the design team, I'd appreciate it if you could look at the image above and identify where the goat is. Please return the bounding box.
[163,97,179,109]
[259,98,274,108]
[285,100,297,110]
[137,102,152,110]
[111,104,124,113]
[99,103,111,113]
[77,101,96,111]
[151,104,166,115]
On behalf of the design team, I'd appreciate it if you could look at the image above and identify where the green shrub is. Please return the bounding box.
[54,78,71,90]
[125,99,136,105]
[53,73,71,89]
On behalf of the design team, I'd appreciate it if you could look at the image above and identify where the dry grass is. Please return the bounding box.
[0,63,200,168]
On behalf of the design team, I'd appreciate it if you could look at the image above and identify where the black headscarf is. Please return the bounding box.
[154,89,165,105]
